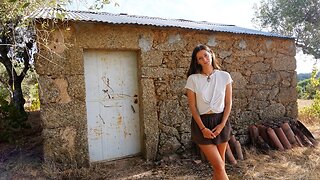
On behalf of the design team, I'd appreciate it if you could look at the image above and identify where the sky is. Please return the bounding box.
[69,0,318,74]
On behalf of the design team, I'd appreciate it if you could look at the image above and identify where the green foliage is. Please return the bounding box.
[297,78,316,99]
[300,91,320,118]
[0,96,29,142]
[253,0,320,59]
[24,83,40,111]
[0,85,10,102]
[29,98,40,111]
[297,70,320,99]
[0,58,40,111]
[300,66,320,118]
[310,65,320,87]
[88,0,114,10]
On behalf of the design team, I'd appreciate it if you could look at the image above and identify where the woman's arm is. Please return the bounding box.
[221,83,232,125]
[187,89,213,138]
[212,83,232,136]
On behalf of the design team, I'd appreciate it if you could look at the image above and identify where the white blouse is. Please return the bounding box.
[185,70,232,115]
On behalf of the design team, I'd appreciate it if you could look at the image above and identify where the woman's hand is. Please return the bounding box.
[202,128,216,139]
[211,123,225,137]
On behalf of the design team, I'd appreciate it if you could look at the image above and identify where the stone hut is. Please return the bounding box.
[30,9,297,168]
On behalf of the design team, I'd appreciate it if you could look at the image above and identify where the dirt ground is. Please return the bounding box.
[297,99,313,109]
[1,110,320,179]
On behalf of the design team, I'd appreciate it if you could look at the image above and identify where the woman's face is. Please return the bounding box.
[196,50,212,66]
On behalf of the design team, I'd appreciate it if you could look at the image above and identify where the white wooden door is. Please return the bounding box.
[84,50,141,162]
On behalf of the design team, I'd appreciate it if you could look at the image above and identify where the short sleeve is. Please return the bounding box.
[185,75,196,92]
[226,72,233,84]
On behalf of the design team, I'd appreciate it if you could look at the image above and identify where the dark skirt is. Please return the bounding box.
[191,112,232,145]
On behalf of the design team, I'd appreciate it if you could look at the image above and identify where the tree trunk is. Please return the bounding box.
[12,78,26,113]
[0,33,30,114]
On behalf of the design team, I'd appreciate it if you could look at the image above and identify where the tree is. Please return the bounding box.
[0,0,114,141]
[0,0,114,114]
[0,0,57,114]
[252,0,320,59]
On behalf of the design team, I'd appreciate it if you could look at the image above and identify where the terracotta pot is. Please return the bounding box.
[280,122,297,145]
[226,143,237,165]
[257,124,274,148]
[229,135,237,155]
[307,136,318,146]
[257,135,271,151]
[297,120,316,139]
[299,133,313,147]
[267,127,284,151]
[274,127,292,149]
[294,135,303,147]
[235,140,244,160]
[296,120,318,146]
[248,125,259,145]
[292,126,313,147]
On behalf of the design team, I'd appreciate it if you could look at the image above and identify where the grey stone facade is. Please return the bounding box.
[35,21,297,168]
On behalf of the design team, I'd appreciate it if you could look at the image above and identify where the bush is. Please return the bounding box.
[302,92,320,117]
[297,78,317,99]
[24,83,40,111]
[0,96,29,142]
[300,67,320,122]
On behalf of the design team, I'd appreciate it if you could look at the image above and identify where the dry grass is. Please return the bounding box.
[297,99,313,109]
[229,142,320,180]
[227,105,320,180]
[1,110,320,179]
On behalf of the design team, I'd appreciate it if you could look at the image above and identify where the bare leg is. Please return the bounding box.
[217,142,228,162]
[199,144,229,180]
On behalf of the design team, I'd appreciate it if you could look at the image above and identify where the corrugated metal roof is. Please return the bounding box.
[28,8,293,39]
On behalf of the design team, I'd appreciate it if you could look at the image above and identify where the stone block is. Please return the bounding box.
[237,111,260,127]
[141,67,172,78]
[38,76,60,104]
[230,72,248,89]
[141,78,159,160]
[43,126,89,169]
[159,99,185,126]
[218,50,232,59]
[67,75,86,101]
[159,124,180,140]
[141,50,163,67]
[158,136,181,155]
[277,88,297,103]
[170,79,186,94]
[180,133,192,149]
[41,100,86,129]
[260,103,286,120]
[247,99,270,110]
[233,98,248,110]
[250,73,267,85]
[272,56,296,71]
[285,102,298,118]
[251,62,270,72]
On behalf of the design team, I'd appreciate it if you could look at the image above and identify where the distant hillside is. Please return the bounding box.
[297,73,311,81]
[297,72,320,82]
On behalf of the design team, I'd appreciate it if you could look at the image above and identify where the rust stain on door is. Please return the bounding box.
[117,114,122,127]
[90,128,103,139]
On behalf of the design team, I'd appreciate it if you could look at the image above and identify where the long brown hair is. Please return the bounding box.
[187,44,221,77]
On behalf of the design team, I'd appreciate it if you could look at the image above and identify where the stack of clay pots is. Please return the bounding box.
[195,120,316,165]
[248,120,318,152]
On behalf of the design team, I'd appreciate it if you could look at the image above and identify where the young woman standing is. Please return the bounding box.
[185,44,233,180]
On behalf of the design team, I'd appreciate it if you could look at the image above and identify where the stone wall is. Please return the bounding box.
[35,21,297,168]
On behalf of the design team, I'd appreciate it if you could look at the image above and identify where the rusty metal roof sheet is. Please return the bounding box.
[28,8,293,39]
